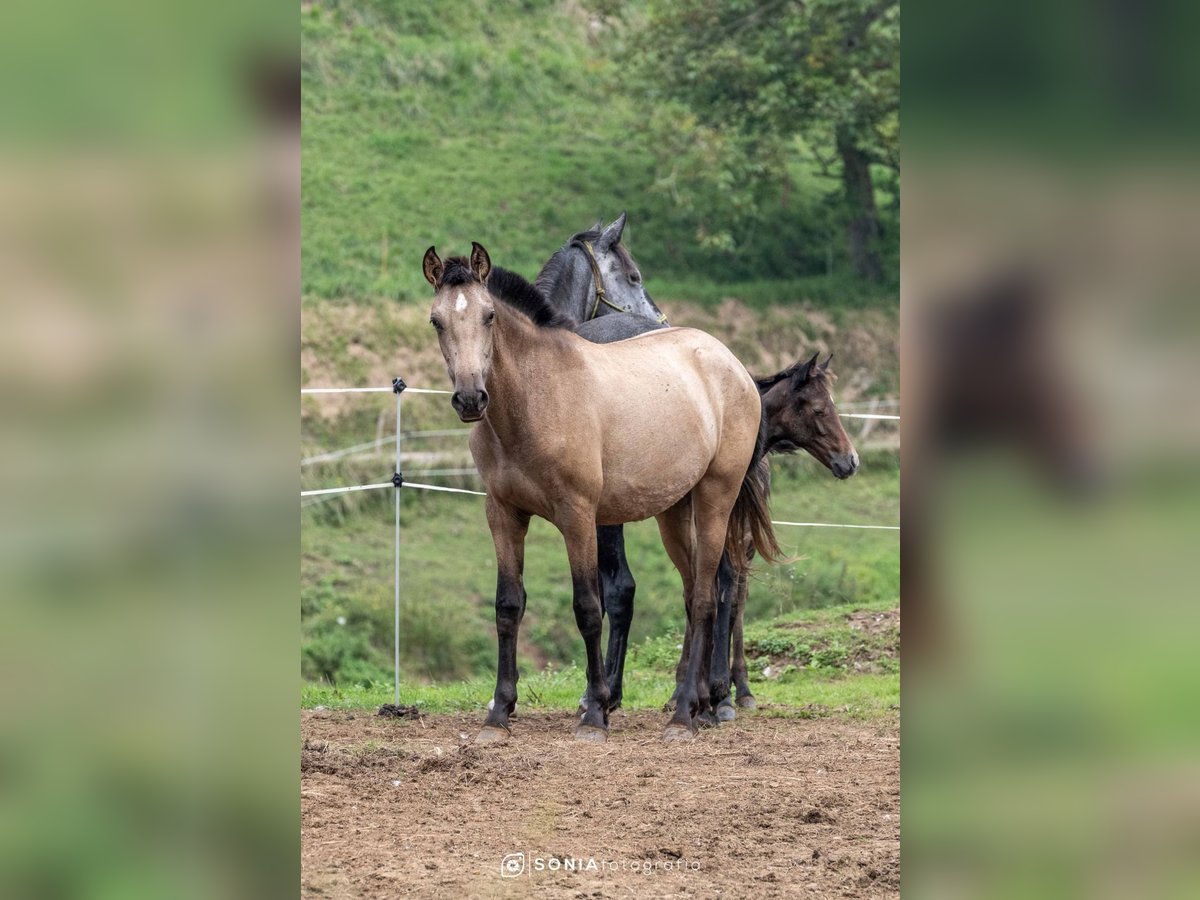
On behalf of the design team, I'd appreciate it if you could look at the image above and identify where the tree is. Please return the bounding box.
[625,0,899,282]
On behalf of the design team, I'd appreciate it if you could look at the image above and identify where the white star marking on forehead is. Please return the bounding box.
[454,292,468,313]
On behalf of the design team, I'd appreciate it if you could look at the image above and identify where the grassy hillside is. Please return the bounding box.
[301,0,898,303]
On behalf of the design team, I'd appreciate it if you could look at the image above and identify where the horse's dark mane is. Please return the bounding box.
[755,358,830,393]
[438,257,570,330]
[488,266,574,329]
[438,257,480,288]
[533,228,639,299]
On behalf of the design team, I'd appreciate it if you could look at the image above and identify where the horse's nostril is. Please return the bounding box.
[451,392,463,408]
[478,389,489,408]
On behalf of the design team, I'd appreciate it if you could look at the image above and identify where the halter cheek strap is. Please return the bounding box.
[580,240,622,319]
[579,240,668,323]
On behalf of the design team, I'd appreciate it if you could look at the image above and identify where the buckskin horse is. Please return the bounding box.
[422,242,779,742]
[534,217,858,720]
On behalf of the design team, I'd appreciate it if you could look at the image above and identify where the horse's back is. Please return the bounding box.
[576,327,760,523]
[585,326,755,401]
[573,315,668,344]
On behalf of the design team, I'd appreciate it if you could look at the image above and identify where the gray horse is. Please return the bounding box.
[534,212,670,342]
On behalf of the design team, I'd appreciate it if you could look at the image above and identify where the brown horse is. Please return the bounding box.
[422,242,779,742]
[668,353,861,718]
[727,356,860,710]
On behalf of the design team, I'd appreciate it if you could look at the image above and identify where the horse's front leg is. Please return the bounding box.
[478,499,529,743]
[559,510,610,742]
[598,524,636,711]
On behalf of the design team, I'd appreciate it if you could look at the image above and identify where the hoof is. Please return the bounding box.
[574,724,608,744]
[475,725,510,744]
[735,695,757,710]
[662,723,695,743]
[697,709,719,729]
[662,699,677,713]
[716,701,737,723]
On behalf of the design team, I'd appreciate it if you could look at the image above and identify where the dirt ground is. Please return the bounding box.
[301,708,899,898]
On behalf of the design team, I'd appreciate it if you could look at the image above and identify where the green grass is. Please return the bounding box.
[651,274,896,313]
[302,599,900,720]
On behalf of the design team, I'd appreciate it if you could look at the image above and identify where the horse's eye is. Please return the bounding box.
[813,408,825,417]
[430,319,444,332]
[629,272,641,284]
[483,309,495,326]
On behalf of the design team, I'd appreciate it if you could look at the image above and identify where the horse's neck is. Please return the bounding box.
[485,310,573,441]
[538,252,589,323]
[760,385,789,449]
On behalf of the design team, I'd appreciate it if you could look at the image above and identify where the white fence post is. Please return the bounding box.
[392,377,406,707]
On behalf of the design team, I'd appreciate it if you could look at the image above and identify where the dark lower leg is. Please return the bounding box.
[731,571,755,705]
[485,575,525,730]
[670,600,713,729]
[483,502,528,733]
[666,618,691,710]
[709,553,735,707]
[598,525,635,710]
[573,569,610,730]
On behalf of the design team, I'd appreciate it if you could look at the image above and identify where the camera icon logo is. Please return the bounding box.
[500,852,526,878]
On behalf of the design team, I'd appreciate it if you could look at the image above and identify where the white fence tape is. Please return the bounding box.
[770,520,899,531]
[302,386,451,395]
[301,385,897,419]
[300,478,895,528]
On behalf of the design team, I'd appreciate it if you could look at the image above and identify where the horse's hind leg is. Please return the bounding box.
[665,621,690,712]
[479,499,530,742]
[598,524,636,711]
[731,567,756,709]
[711,553,737,723]
[654,496,695,716]
[664,482,731,739]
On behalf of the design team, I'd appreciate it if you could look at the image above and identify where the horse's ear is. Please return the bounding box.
[792,351,820,384]
[470,241,491,282]
[422,246,443,289]
[598,211,627,248]
[819,354,833,372]
[590,217,603,232]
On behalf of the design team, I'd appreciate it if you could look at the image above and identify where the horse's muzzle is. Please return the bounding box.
[831,450,859,479]
[451,389,488,422]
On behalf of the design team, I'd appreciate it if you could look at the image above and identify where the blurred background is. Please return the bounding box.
[300,0,900,697]
[0,1,297,898]
[904,0,1200,895]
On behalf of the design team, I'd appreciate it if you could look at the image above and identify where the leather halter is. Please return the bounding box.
[577,239,669,324]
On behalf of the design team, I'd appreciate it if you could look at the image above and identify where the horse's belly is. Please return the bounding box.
[594,455,710,524]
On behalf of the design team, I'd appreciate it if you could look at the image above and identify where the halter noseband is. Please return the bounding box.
[577,239,669,324]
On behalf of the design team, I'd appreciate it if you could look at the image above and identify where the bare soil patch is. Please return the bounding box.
[301,709,899,898]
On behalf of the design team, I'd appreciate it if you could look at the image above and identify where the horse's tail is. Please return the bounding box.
[725,416,782,570]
